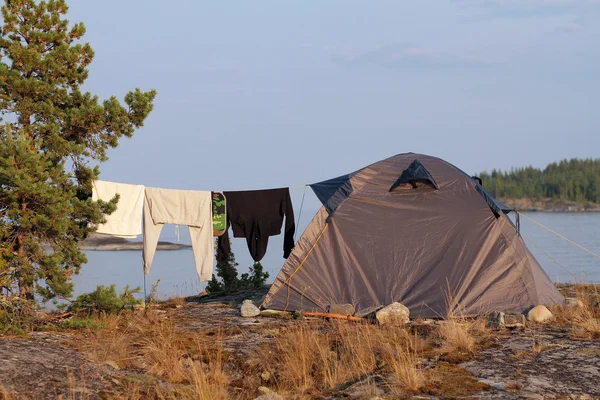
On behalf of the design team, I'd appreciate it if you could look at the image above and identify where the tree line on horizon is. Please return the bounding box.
[478,158,600,204]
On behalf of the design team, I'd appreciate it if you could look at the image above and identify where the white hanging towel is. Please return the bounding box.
[92,180,145,238]
[143,187,214,282]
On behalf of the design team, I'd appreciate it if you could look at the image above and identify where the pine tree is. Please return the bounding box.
[206,244,240,294]
[0,0,156,301]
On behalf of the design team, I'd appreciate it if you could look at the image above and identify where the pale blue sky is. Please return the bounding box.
[66,1,600,287]
[69,0,600,190]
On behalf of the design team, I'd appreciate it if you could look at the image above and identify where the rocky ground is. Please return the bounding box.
[0,287,599,399]
[463,330,600,399]
[0,332,120,399]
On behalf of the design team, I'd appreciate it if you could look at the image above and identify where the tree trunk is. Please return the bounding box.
[16,233,35,301]
[17,275,34,301]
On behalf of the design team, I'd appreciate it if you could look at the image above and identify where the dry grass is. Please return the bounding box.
[0,386,13,400]
[437,284,489,362]
[439,320,476,353]
[21,305,495,399]
[571,292,600,339]
[261,321,425,396]
[139,318,191,382]
[271,322,378,391]
[162,296,186,308]
[382,330,424,394]
[69,311,230,400]
[437,317,488,363]
[152,344,229,400]
[552,285,600,339]
[21,289,572,399]
[421,363,491,397]
[9,285,600,399]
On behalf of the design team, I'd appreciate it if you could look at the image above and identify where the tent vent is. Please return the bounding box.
[390,160,439,192]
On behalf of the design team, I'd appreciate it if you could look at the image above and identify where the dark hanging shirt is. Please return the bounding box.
[217,188,295,263]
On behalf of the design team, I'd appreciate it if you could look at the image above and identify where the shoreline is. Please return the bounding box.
[502,198,600,213]
[79,233,191,251]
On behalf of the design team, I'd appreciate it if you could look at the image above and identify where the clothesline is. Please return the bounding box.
[211,184,309,193]
[94,180,308,294]
[91,177,310,194]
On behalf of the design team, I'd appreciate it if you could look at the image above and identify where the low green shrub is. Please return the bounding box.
[70,284,142,314]
[60,316,105,330]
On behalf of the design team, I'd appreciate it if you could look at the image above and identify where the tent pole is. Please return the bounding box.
[304,311,364,322]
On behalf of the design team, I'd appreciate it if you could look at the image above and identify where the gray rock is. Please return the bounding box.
[375,302,410,325]
[255,386,283,400]
[240,300,260,318]
[255,394,283,400]
[257,386,271,394]
[564,297,584,309]
[527,305,553,322]
[487,311,505,329]
[326,303,356,316]
[487,312,525,329]
[504,313,526,328]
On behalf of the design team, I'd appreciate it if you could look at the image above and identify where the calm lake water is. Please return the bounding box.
[72,212,600,300]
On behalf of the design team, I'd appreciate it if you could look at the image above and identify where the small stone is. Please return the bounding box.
[255,386,283,400]
[257,387,271,394]
[527,305,553,323]
[261,370,271,382]
[104,360,120,370]
[375,302,410,325]
[327,303,356,316]
[564,297,584,309]
[254,394,283,400]
[487,311,505,329]
[241,300,261,318]
[504,313,526,329]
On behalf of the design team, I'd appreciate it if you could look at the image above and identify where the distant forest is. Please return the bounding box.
[478,158,600,204]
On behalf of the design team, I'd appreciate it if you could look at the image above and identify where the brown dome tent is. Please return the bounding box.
[262,153,563,318]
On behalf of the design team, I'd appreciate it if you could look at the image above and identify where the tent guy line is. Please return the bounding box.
[519,212,600,262]
[520,232,579,282]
